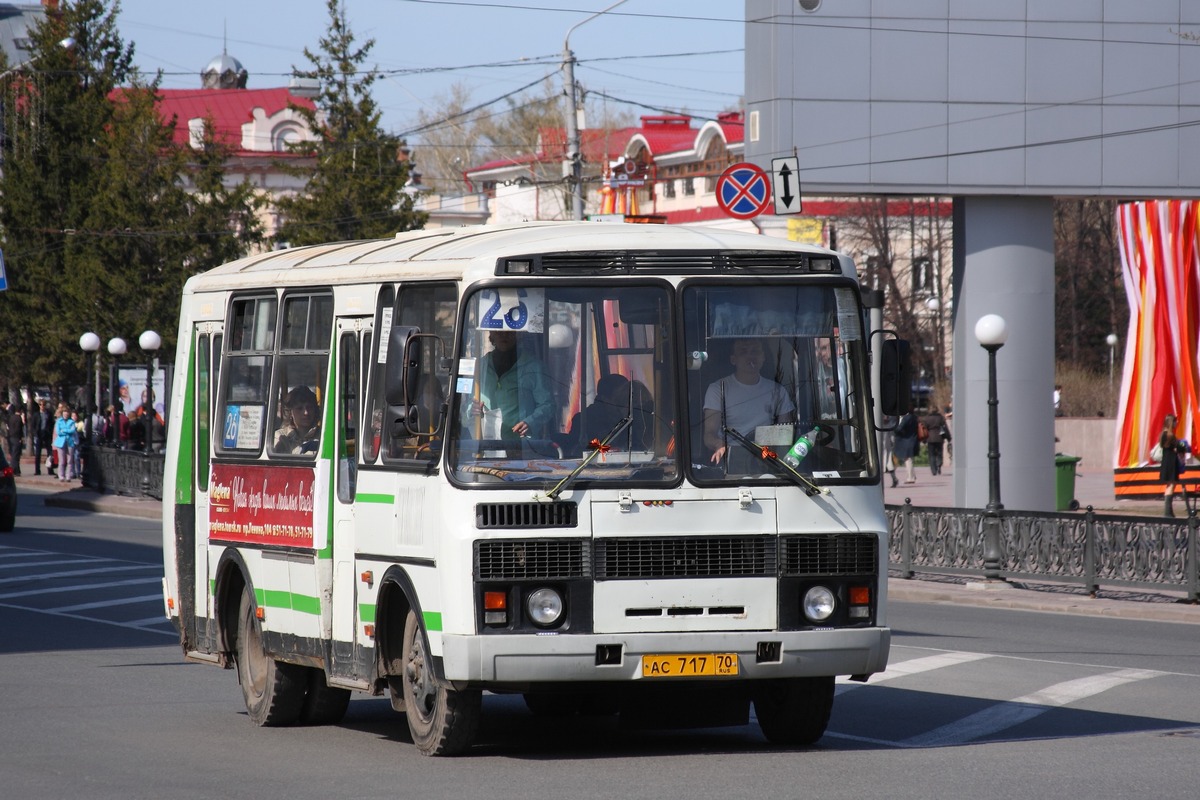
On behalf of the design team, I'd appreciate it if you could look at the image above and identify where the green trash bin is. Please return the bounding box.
[1055,454,1082,511]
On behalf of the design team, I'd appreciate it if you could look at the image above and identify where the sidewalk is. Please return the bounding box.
[11,451,1198,623]
[883,458,1169,516]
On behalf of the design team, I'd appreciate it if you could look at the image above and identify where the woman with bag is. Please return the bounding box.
[1158,414,1188,517]
[52,404,78,482]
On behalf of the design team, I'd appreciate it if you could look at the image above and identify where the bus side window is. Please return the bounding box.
[385,282,456,464]
[269,293,333,458]
[218,296,276,452]
[337,331,359,502]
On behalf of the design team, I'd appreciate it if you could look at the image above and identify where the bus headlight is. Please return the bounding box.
[526,587,564,627]
[803,586,836,622]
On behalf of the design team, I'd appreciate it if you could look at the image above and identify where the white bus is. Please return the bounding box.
[161,221,910,755]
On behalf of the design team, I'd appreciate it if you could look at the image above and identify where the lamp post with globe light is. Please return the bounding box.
[139,331,161,455]
[78,332,100,443]
[107,337,127,445]
[1106,332,1118,413]
[138,330,161,497]
[975,314,1008,580]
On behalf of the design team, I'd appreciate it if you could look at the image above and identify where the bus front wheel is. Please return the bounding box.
[400,609,481,756]
[753,676,835,746]
[235,589,306,726]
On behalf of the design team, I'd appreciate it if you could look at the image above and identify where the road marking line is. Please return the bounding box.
[126,615,172,628]
[837,651,993,693]
[52,594,164,613]
[0,601,177,637]
[0,565,155,584]
[0,558,116,571]
[900,668,1163,747]
[0,577,161,599]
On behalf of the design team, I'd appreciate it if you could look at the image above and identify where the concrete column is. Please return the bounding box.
[952,196,1056,512]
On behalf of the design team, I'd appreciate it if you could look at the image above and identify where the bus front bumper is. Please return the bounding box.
[439,627,890,685]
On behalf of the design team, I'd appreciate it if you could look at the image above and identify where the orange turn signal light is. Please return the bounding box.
[849,586,871,605]
[484,591,508,610]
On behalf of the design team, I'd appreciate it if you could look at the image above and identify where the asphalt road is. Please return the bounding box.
[2,488,1199,799]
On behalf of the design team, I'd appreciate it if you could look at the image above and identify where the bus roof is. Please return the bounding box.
[183,221,843,293]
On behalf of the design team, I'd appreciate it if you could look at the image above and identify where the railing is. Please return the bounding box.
[81,445,164,500]
[888,500,1200,602]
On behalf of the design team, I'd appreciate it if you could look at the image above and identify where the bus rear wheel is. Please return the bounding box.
[400,609,481,756]
[299,667,351,725]
[753,676,835,746]
[235,589,306,726]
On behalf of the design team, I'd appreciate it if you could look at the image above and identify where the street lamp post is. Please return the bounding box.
[562,0,629,221]
[139,330,161,455]
[107,337,127,446]
[975,314,1008,581]
[79,332,100,443]
[1106,333,1118,409]
[139,330,161,497]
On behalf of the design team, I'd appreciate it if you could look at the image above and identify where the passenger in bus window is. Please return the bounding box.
[275,385,321,454]
[563,374,632,455]
[703,338,795,471]
[471,331,554,441]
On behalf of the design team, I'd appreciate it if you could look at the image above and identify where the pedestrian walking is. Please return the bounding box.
[893,410,920,484]
[5,403,25,475]
[921,405,950,476]
[32,399,53,475]
[52,404,78,482]
[1157,414,1189,518]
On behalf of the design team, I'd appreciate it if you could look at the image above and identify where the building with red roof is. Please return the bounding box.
[148,51,321,243]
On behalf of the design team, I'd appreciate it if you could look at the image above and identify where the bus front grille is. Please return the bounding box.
[781,534,878,577]
[475,501,578,529]
[475,539,590,580]
[594,536,777,580]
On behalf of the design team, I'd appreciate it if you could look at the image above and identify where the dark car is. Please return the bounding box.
[0,447,15,532]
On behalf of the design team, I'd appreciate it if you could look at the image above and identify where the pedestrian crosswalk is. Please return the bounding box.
[832,647,1175,748]
[0,544,175,636]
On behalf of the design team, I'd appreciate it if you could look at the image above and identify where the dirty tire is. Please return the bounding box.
[753,676,835,746]
[236,589,305,726]
[299,667,352,725]
[401,609,481,755]
[0,506,14,532]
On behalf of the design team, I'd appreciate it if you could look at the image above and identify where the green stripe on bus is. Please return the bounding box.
[356,493,394,504]
[257,588,321,616]
[174,330,197,505]
[423,611,443,632]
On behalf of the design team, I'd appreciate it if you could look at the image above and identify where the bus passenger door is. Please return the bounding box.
[186,325,220,652]
[330,317,370,683]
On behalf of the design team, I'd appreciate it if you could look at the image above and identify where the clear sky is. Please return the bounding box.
[116,0,746,143]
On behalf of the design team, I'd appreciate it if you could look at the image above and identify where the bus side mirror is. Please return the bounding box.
[880,338,913,416]
[385,325,420,417]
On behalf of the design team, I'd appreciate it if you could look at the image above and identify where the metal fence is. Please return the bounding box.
[888,500,1200,602]
[81,445,164,500]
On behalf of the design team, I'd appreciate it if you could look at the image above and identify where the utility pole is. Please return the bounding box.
[563,1,629,221]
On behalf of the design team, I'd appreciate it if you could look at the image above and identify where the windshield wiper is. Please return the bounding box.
[721,426,828,497]
[543,414,633,500]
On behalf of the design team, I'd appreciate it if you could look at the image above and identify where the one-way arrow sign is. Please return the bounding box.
[771,156,801,215]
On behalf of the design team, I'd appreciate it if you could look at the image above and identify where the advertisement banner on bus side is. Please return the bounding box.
[208,463,316,548]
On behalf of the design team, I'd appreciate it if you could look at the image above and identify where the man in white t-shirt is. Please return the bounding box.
[703,338,795,470]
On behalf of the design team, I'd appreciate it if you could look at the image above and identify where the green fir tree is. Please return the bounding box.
[275,0,424,247]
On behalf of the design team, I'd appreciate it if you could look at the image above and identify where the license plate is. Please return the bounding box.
[641,653,739,678]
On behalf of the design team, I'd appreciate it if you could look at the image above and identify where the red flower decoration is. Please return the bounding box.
[588,438,612,461]
[760,446,778,460]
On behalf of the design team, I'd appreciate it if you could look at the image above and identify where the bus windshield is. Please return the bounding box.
[682,281,874,483]
[448,283,679,487]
